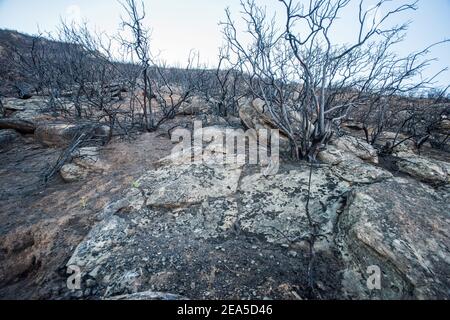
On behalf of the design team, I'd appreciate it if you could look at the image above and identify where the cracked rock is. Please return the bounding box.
[336,177,450,299]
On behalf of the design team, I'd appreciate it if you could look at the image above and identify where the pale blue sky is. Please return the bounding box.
[0,0,449,87]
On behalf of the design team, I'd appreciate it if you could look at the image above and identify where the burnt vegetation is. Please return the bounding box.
[1,0,448,158]
[0,0,449,301]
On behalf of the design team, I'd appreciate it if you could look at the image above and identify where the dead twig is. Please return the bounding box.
[42,125,97,184]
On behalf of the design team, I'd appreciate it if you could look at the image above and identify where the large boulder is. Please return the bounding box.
[318,135,379,166]
[72,147,110,172]
[337,178,450,299]
[378,131,417,155]
[396,155,449,185]
[317,145,360,165]
[2,97,48,122]
[65,158,350,299]
[0,119,36,134]
[177,96,209,116]
[60,147,110,183]
[329,135,378,164]
[60,163,89,182]
[35,123,80,147]
[317,136,390,184]
[35,123,110,147]
[239,98,314,140]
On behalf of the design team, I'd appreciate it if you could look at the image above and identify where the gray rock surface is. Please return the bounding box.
[60,147,110,182]
[63,129,450,300]
[396,155,449,185]
[60,163,89,182]
[337,178,450,299]
[0,129,20,147]
[2,97,48,122]
[136,163,242,208]
[66,157,350,298]
[238,167,349,245]
[107,290,187,300]
[329,135,378,164]
[317,144,358,165]
[331,161,393,184]
[35,123,80,147]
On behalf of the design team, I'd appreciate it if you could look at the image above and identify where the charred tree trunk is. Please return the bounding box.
[0,119,36,134]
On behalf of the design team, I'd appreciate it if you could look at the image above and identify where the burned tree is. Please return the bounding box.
[220,0,449,297]
[119,0,156,131]
[200,44,244,118]
[119,0,197,131]
[222,0,446,160]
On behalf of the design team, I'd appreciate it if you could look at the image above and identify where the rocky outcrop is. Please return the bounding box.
[0,119,35,134]
[108,291,187,300]
[396,155,449,185]
[237,167,349,245]
[1,97,48,122]
[66,155,246,298]
[35,123,80,147]
[331,161,393,184]
[60,147,110,183]
[59,124,449,300]
[317,135,390,184]
[329,135,378,164]
[35,123,110,147]
[337,178,450,299]
[319,131,449,186]
[65,139,352,299]
[0,129,20,147]
[133,163,242,208]
[318,135,379,177]
[177,96,209,116]
[60,163,89,182]
[379,131,418,154]
[317,145,359,165]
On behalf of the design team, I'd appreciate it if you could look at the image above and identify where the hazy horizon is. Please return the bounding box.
[0,0,449,88]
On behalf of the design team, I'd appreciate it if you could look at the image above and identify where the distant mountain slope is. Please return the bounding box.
[0,29,85,97]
